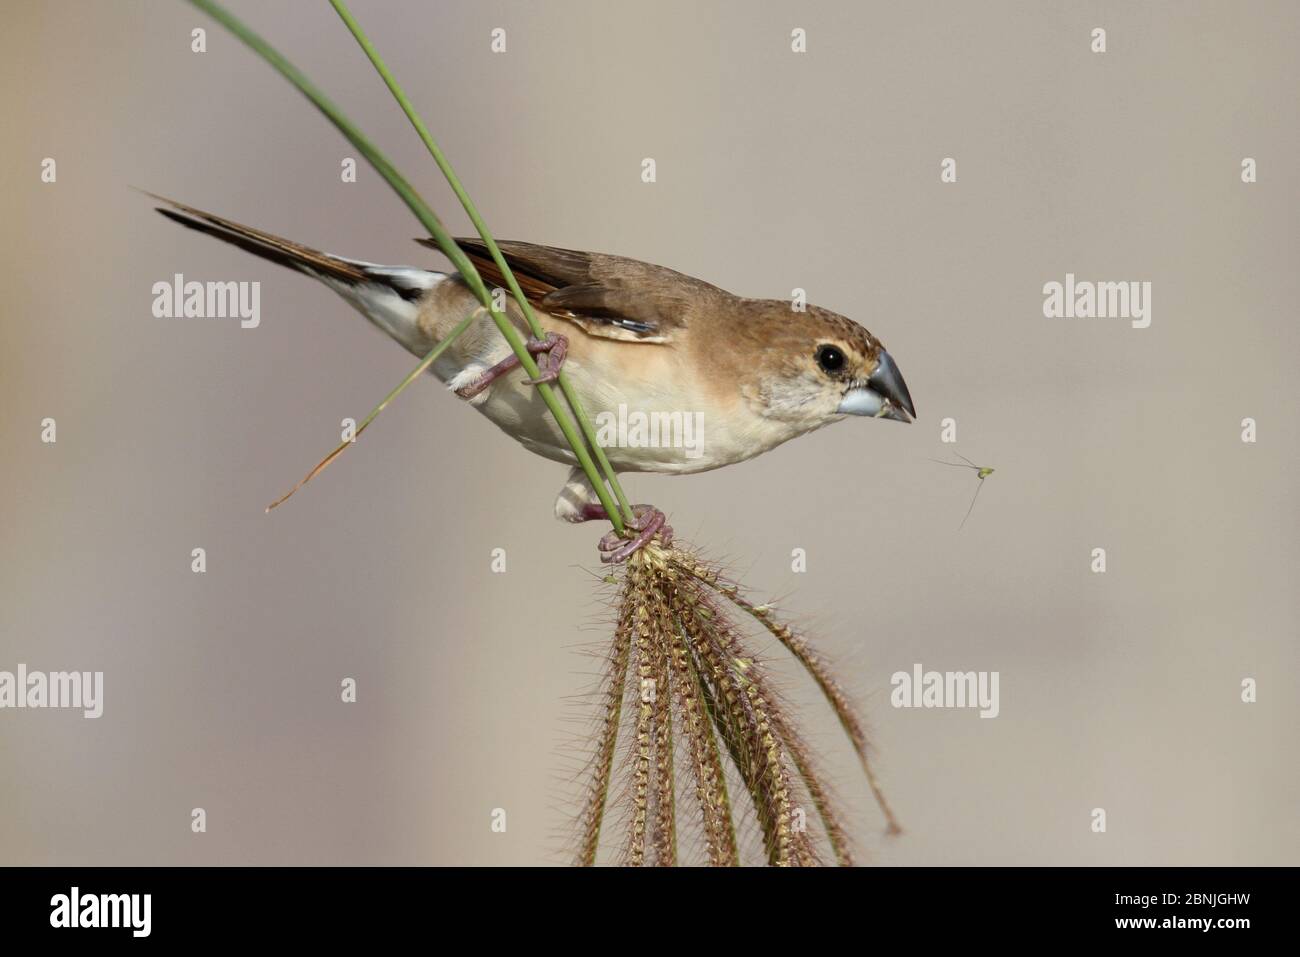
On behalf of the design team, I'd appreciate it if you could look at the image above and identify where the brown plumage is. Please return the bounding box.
[421,237,711,343]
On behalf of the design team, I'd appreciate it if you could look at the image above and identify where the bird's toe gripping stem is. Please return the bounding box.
[522,332,567,385]
[598,505,673,563]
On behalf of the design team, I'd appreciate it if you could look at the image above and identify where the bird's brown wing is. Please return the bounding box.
[415,237,704,343]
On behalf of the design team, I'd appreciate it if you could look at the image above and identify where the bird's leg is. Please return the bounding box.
[454,332,568,400]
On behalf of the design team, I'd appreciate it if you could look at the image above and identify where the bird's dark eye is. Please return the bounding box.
[815,344,845,374]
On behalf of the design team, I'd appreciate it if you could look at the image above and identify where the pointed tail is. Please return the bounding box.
[148,192,445,353]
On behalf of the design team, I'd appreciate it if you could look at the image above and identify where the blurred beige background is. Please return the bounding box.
[1,0,1296,865]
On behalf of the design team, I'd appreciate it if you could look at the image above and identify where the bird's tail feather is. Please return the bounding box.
[148,192,445,353]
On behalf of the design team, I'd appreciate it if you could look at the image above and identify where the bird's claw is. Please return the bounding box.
[522,333,568,386]
[599,505,672,563]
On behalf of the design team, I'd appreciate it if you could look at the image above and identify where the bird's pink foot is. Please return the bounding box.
[454,333,568,399]
[522,332,567,385]
[577,504,672,563]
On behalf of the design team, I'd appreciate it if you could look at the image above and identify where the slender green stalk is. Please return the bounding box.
[187,0,624,533]
[266,307,484,511]
[326,0,635,526]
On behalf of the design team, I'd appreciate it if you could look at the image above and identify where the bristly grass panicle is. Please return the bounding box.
[576,538,898,866]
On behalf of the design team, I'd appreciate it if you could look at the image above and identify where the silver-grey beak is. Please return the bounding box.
[837,350,916,422]
[869,351,915,418]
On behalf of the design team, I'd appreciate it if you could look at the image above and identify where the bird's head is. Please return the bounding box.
[741,302,915,433]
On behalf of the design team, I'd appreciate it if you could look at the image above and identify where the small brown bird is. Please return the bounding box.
[155,197,915,557]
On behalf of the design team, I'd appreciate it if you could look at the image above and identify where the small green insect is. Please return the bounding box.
[931,452,995,529]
